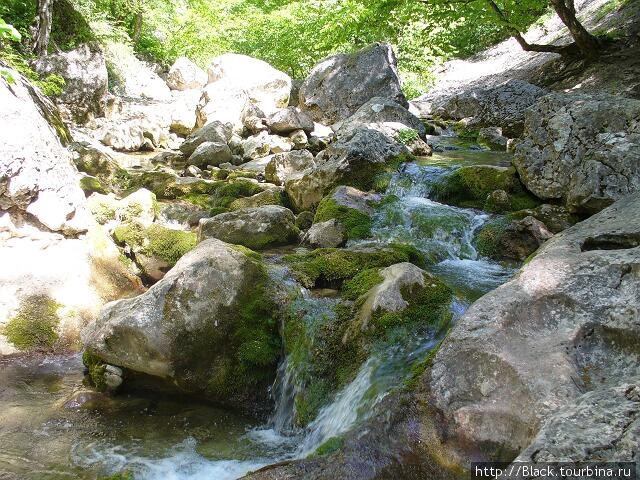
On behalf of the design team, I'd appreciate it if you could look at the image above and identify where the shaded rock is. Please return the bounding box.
[69,141,127,193]
[265,150,315,185]
[157,201,209,229]
[198,205,298,250]
[187,141,233,168]
[413,79,547,137]
[166,57,207,91]
[295,211,315,231]
[197,54,291,133]
[478,126,508,151]
[33,43,108,122]
[512,204,579,234]
[285,128,407,212]
[179,121,233,157]
[82,239,281,415]
[266,107,314,135]
[302,219,347,248]
[300,43,408,124]
[513,93,640,214]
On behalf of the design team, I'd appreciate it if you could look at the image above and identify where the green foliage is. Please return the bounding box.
[313,195,372,240]
[397,128,419,145]
[82,349,108,391]
[113,223,197,265]
[3,295,61,351]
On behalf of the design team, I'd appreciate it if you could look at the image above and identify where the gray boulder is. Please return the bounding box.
[333,96,426,139]
[33,43,108,122]
[415,79,547,137]
[265,150,315,185]
[179,121,233,157]
[299,43,408,124]
[166,57,207,91]
[198,205,299,250]
[477,126,508,151]
[285,128,407,211]
[302,219,347,248]
[82,238,280,415]
[514,93,640,214]
[187,141,233,168]
[421,191,640,471]
[266,107,314,135]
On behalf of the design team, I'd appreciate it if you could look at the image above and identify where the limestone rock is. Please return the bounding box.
[82,238,280,415]
[198,205,298,250]
[514,93,640,214]
[266,107,314,135]
[302,219,347,248]
[300,43,407,124]
[187,141,233,168]
[265,150,315,185]
[179,121,233,157]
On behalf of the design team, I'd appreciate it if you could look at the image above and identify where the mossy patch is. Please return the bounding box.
[80,176,107,195]
[99,471,134,480]
[113,223,197,265]
[474,217,511,257]
[341,268,383,300]
[2,295,61,351]
[82,349,108,391]
[313,436,344,456]
[432,165,540,212]
[284,244,424,289]
[313,195,372,240]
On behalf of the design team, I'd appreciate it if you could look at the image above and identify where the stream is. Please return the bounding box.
[0,140,518,480]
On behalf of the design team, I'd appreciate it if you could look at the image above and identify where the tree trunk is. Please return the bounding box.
[132,10,143,47]
[549,0,600,58]
[32,0,53,57]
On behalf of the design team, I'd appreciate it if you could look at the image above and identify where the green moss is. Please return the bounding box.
[99,471,133,480]
[295,211,315,230]
[2,295,60,351]
[82,350,108,391]
[452,121,479,141]
[371,172,393,193]
[284,244,423,289]
[313,436,344,456]
[80,176,107,195]
[474,217,511,257]
[313,194,372,239]
[371,277,453,334]
[230,244,263,262]
[341,268,383,300]
[182,193,212,210]
[113,223,197,265]
[229,189,288,211]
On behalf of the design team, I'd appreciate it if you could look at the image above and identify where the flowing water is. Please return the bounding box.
[0,145,518,479]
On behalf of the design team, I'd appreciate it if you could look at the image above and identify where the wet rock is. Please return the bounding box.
[198,205,298,250]
[302,219,347,248]
[300,43,408,124]
[312,186,381,240]
[82,239,281,415]
[166,57,207,91]
[514,93,640,214]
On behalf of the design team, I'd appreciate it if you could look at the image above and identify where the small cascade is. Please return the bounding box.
[269,357,297,435]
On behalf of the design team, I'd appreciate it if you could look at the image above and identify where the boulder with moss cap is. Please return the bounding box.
[82,238,281,415]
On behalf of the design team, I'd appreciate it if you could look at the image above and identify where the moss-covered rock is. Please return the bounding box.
[475,215,553,261]
[313,186,380,240]
[432,165,540,212]
[83,239,281,416]
[284,244,423,289]
[2,295,61,351]
[228,187,287,211]
[80,175,107,195]
[88,188,158,226]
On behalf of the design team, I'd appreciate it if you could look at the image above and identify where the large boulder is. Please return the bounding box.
[299,43,408,125]
[196,54,291,133]
[187,141,233,168]
[285,128,407,211]
[33,43,108,123]
[414,79,547,137]
[198,205,299,250]
[420,191,640,472]
[82,239,281,415]
[513,93,640,214]
[166,57,207,91]
[333,96,426,139]
[1,70,88,234]
[169,89,200,136]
